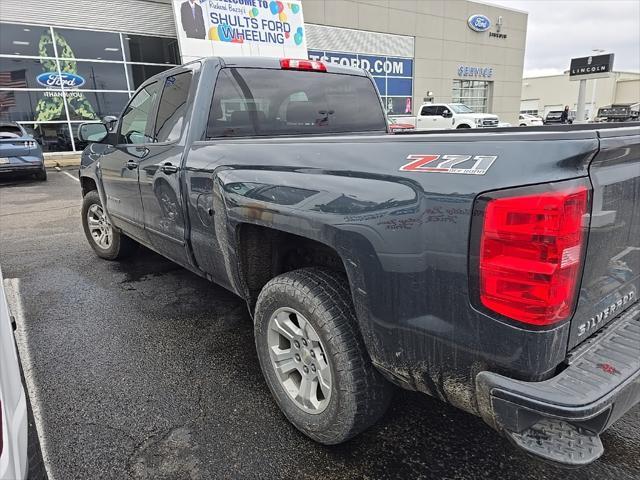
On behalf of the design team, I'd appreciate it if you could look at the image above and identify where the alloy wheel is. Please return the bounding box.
[267,307,332,414]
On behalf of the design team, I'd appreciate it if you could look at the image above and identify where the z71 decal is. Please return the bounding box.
[400,154,497,175]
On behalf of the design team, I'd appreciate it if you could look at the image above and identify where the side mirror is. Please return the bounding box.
[78,123,109,143]
[442,110,452,118]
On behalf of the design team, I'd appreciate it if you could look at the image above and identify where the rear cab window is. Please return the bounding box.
[206,68,386,138]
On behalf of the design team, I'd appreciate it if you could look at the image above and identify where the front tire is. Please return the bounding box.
[254,268,392,445]
[81,190,137,260]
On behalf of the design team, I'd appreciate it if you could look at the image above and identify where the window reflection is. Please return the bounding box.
[54,28,122,61]
[20,123,73,152]
[0,23,54,57]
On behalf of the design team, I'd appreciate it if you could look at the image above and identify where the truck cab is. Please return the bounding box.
[415,102,499,130]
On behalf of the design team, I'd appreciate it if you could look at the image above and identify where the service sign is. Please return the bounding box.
[173,0,307,63]
[569,54,614,81]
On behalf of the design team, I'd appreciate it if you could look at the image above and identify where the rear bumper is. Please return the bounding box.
[476,303,639,464]
[0,158,44,175]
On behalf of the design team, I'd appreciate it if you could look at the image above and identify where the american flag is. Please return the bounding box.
[0,69,28,88]
[0,91,17,112]
[0,69,28,114]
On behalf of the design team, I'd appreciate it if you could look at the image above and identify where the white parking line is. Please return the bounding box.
[62,171,79,182]
[3,278,54,480]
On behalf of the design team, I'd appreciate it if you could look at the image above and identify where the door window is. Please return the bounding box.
[154,72,193,143]
[119,82,160,144]
[420,105,438,116]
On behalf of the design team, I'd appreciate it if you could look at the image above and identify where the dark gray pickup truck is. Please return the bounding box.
[77,56,640,466]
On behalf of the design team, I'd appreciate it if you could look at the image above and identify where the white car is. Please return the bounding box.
[519,114,544,127]
[414,103,500,130]
[0,267,28,480]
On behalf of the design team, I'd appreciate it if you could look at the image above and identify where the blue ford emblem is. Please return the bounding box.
[468,14,491,32]
[36,72,86,88]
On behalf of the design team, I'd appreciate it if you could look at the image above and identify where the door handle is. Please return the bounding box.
[126,160,138,170]
[161,163,179,174]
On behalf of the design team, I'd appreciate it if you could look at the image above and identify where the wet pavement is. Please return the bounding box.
[1,169,638,480]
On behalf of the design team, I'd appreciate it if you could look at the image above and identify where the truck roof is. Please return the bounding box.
[164,56,369,78]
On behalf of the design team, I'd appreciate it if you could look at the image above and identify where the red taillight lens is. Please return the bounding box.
[280,58,326,72]
[479,186,589,325]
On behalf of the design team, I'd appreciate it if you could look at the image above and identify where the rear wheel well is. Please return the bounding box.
[237,224,347,309]
[81,176,97,196]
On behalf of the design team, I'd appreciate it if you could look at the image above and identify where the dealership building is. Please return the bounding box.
[521,71,640,120]
[0,0,527,153]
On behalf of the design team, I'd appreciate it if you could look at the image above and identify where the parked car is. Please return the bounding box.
[414,103,499,130]
[518,113,543,126]
[387,117,415,133]
[0,267,28,480]
[544,110,575,124]
[77,56,639,467]
[0,122,46,181]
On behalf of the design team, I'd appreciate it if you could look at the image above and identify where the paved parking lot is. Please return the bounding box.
[1,169,639,480]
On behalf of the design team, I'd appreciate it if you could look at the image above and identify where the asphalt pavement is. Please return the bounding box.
[0,169,638,480]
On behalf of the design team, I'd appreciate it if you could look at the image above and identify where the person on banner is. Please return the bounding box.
[180,0,206,39]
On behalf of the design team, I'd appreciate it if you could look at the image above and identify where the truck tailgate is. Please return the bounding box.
[569,126,640,348]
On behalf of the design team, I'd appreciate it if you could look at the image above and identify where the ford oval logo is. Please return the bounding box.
[36,72,86,88]
[468,14,491,32]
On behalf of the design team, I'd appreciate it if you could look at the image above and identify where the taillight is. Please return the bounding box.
[477,184,589,326]
[280,58,326,72]
[24,140,36,148]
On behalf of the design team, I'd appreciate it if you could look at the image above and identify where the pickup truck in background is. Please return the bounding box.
[77,56,640,467]
[595,103,640,123]
[406,103,500,130]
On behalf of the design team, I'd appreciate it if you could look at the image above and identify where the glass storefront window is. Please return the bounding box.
[65,91,129,120]
[452,80,492,113]
[20,122,73,152]
[127,64,174,89]
[382,97,412,115]
[54,28,122,61]
[59,61,129,91]
[0,90,70,122]
[1,21,178,152]
[0,23,54,57]
[123,35,179,64]
[0,57,54,89]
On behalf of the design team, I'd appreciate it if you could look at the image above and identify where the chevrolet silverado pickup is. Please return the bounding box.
[76,56,640,466]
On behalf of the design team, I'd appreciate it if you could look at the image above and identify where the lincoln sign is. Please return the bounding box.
[569,53,614,81]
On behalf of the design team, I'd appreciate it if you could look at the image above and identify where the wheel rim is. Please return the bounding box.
[86,203,113,250]
[267,307,332,414]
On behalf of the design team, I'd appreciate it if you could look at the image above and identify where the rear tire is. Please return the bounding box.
[35,168,47,181]
[254,268,393,445]
[456,124,471,129]
[81,190,137,260]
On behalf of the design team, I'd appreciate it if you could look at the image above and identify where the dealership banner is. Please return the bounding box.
[173,0,307,62]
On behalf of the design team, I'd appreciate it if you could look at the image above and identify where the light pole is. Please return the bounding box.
[589,48,606,121]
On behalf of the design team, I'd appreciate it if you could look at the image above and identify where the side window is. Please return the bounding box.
[420,106,438,116]
[154,72,193,143]
[119,82,160,144]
